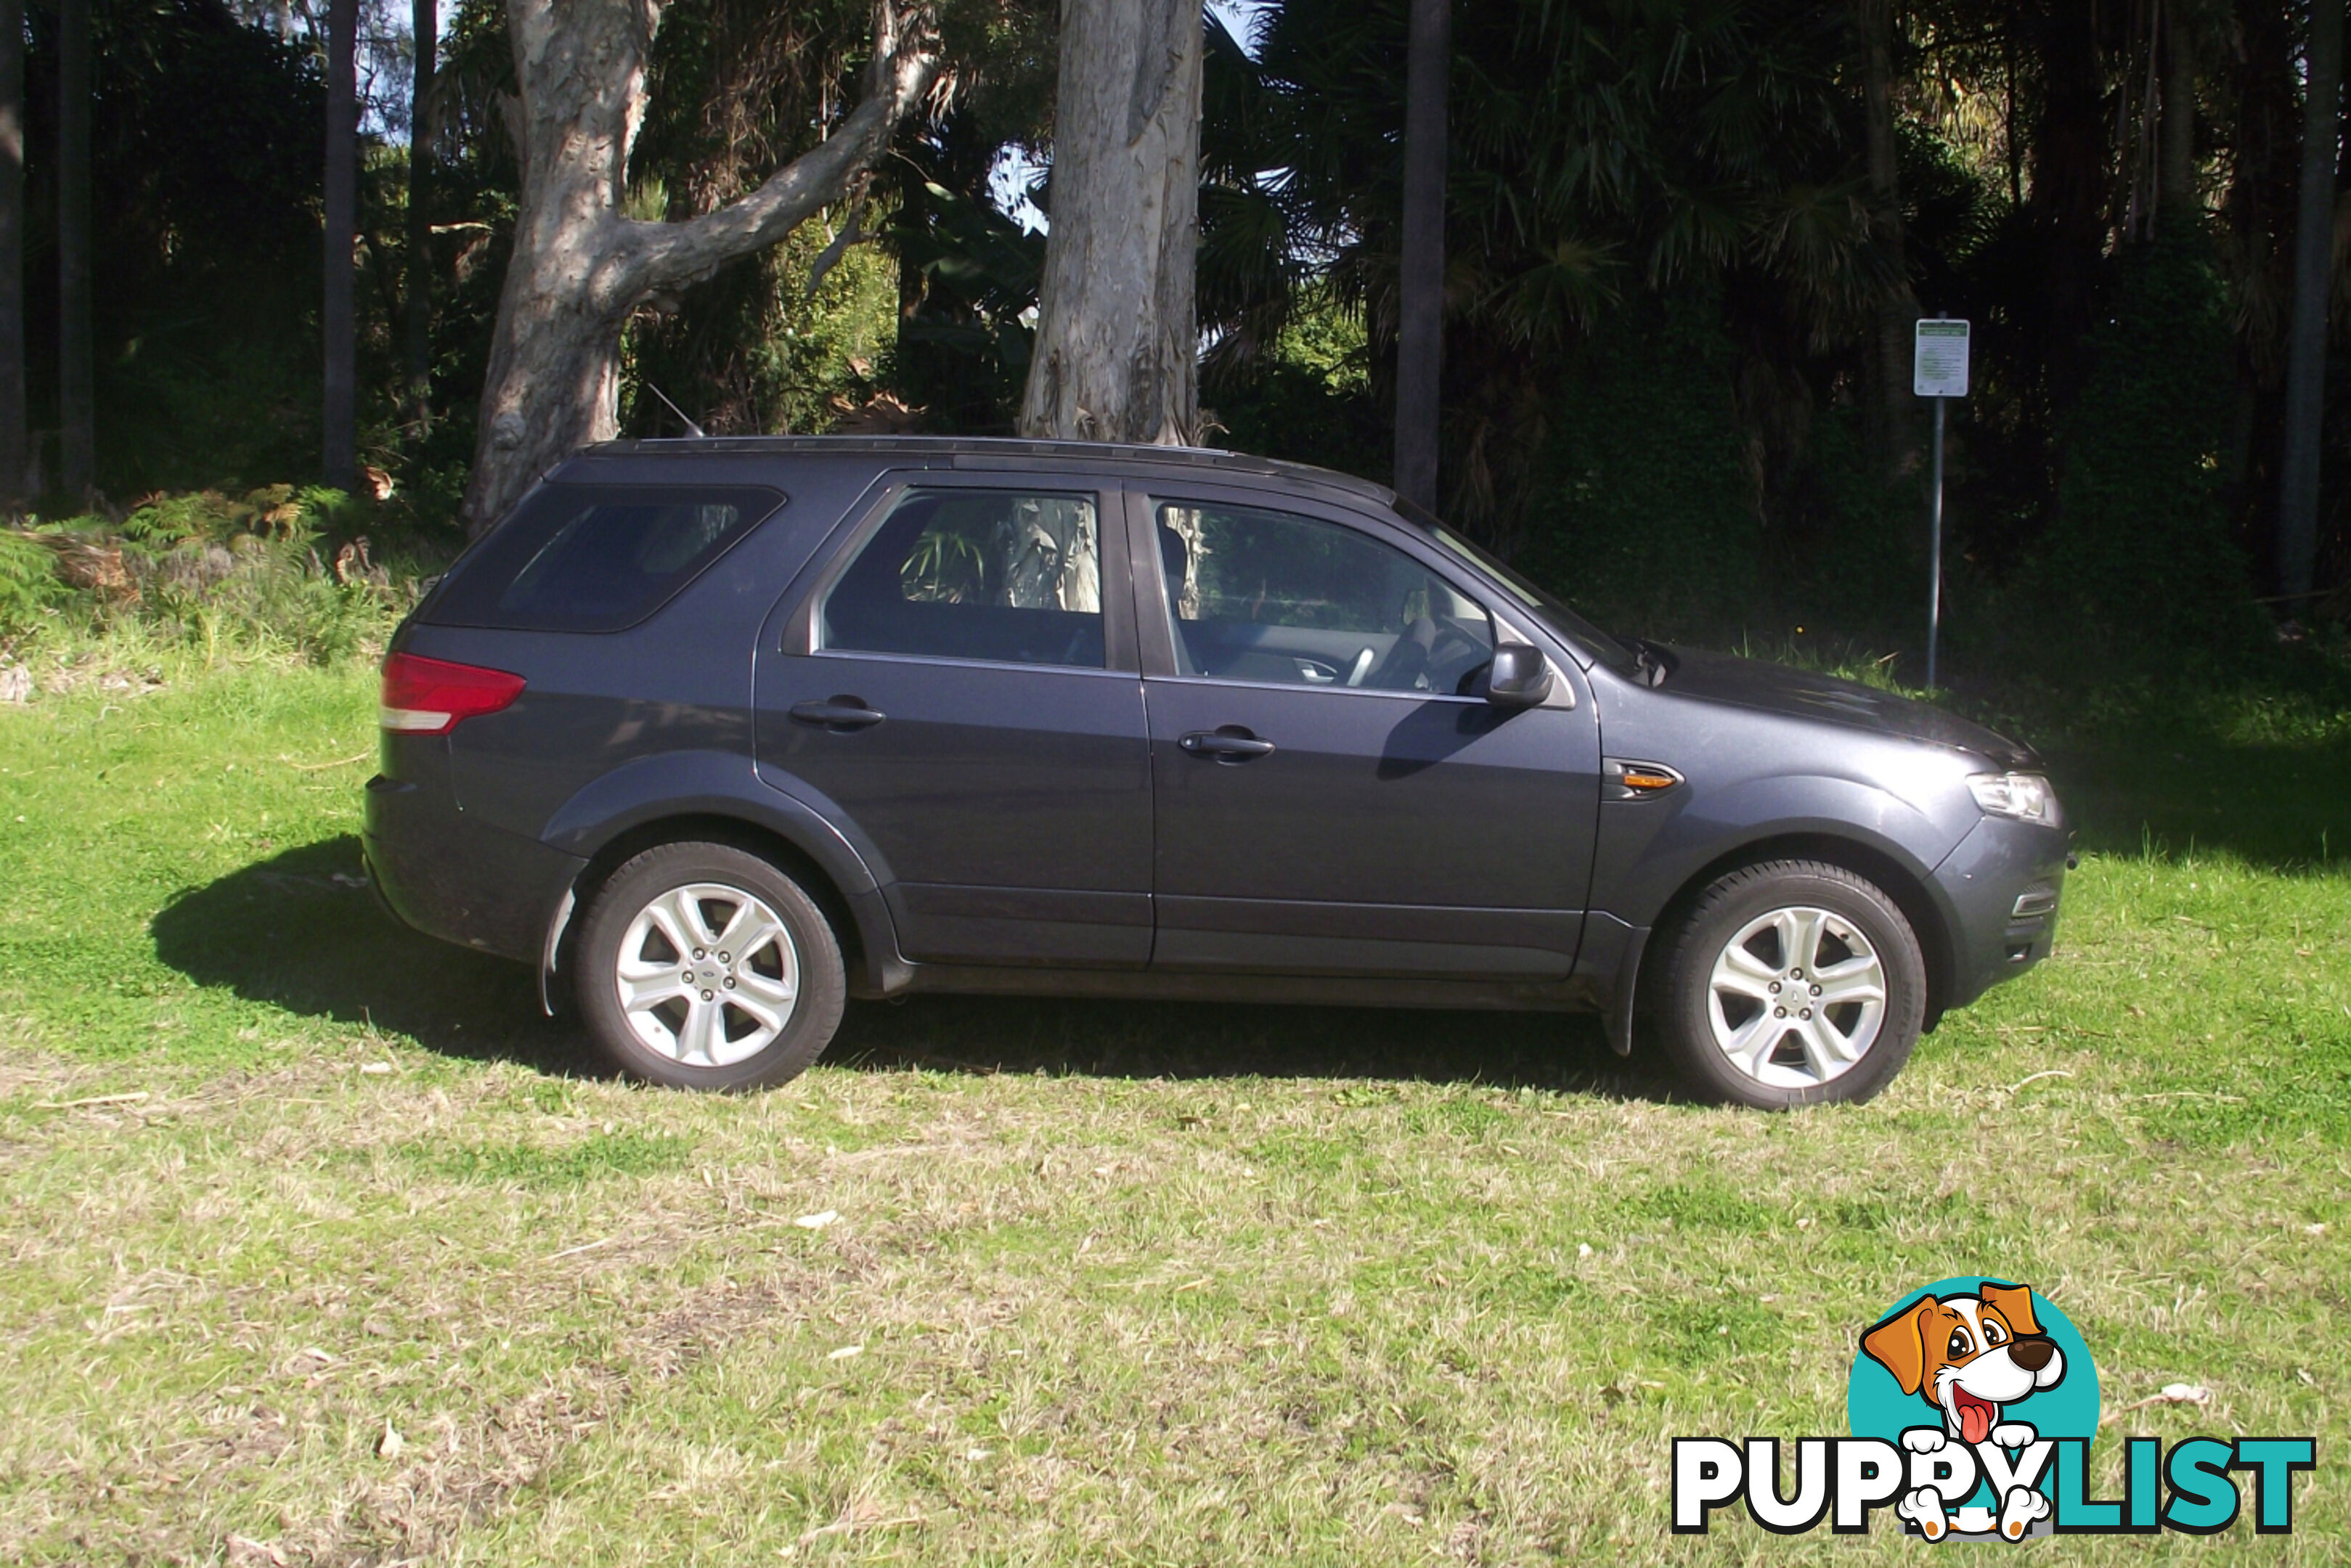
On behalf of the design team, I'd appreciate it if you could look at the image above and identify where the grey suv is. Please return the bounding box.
[363,437,2069,1108]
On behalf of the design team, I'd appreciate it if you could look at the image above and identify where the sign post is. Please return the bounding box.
[1912,319,1969,690]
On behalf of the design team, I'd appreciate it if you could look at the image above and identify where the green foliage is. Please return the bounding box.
[0,534,72,637]
[624,216,901,438]
[2036,235,2262,657]
[0,489,432,667]
[1208,287,1386,481]
[1516,294,1759,634]
[22,0,329,496]
[888,182,1048,430]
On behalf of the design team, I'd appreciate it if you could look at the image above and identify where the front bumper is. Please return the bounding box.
[1931,814,2073,1008]
[362,764,585,966]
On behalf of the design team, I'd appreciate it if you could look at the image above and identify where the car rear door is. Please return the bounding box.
[1127,483,1601,980]
[754,472,1152,968]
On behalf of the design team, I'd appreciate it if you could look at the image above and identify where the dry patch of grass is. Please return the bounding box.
[0,663,2346,1564]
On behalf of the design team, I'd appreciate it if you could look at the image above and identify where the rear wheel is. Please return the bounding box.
[574,842,845,1090]
[1645,859,1926,1108]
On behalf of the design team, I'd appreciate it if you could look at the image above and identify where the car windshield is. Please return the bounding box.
[1392,497,1645,677]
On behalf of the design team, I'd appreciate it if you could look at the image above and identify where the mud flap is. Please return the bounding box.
[1606,925,1649,1058]
[539,886,576,1017]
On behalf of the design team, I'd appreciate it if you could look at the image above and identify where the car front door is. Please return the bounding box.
[1130,486,1601,979]
[756,475,1152,968]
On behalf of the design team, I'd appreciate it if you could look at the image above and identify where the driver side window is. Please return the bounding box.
[1153,500,1494,693]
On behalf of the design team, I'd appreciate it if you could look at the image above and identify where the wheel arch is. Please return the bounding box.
[1639,831,1958,1034]
[545,809,902,1008]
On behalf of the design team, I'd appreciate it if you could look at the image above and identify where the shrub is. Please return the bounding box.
[0,531,72,637]
[1,486,441,669]
[2035,234,2263,660]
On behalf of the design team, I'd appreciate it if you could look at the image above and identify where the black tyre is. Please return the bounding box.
[1645,859,1926,1108]
[572,841,846,1090]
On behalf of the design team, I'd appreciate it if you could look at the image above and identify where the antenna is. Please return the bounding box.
[642,383,706,440]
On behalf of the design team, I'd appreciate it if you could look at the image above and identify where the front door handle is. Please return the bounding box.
[789,698,887,732]
[1178,727,1276,761]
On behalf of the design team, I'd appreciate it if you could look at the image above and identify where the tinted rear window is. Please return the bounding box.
[423,484,783,632]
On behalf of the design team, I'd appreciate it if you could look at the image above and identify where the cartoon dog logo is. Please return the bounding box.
[1860,1281,2066,1540]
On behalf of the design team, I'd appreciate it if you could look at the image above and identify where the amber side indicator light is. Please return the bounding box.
[1622,770,1679,791]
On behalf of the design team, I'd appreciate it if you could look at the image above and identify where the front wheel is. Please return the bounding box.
[1645,859,1926,1108]
[573,842,847,1090]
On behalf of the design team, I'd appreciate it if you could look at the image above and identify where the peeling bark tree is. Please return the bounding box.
[460,0,937,536]
[1015,0,1203,446]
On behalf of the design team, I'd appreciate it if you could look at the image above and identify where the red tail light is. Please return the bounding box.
[380,652,526,734]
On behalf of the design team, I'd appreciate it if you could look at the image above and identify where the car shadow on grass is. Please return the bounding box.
[826,995,1666,1096]
[150,836,580,1074]
[152,836,1671,1097]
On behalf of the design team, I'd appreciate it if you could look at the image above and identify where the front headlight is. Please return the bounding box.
[1968,771,2058,825]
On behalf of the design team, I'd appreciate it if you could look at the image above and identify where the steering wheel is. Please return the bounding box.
[1368,617,1486,692]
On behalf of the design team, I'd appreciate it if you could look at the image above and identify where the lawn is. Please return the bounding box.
[0,658,2345,1564]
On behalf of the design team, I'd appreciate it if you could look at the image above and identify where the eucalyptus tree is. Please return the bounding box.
[458,0,939,535]
[1014,0,1204,444]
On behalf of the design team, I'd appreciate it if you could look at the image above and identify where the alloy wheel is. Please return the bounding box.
[613,882,800,1066]
[1705,904,1888,1090]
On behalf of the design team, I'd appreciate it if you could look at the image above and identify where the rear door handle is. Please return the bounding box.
[1178,727,1276,761]
[789,699,887,731]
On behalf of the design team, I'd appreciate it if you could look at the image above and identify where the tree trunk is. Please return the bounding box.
[404,0,436,437]
[460,0,937,535]
[57,0,90,502]
[2160,1,2198,226]
[323,0,358,491]
[2278,0,2344,599]
[0,0,25,505]
[1860,0,1921,480]
[1015,0,1203,445]
[1393,0,1447,510]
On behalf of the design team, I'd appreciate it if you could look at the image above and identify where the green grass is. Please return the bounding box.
[1,658,2347,1562]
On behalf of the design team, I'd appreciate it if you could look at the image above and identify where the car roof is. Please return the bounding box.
[576,435,1398,510]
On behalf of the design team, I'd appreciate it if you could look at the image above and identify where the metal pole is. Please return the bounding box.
[1927,394,1945,690]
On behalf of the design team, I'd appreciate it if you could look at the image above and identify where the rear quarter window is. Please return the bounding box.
[423,484,784,632]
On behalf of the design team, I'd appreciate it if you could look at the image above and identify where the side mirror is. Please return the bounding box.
[1485,642,1553,709]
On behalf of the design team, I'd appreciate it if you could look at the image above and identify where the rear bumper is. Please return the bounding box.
[1931,814,2072,1009]
[362,769,585,966]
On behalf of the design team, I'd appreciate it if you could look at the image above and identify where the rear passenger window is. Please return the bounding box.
[820,489,1104,668]
[425,485,782,632]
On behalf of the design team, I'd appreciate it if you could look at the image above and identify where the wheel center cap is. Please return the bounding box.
[698,963,722,984]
